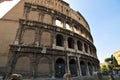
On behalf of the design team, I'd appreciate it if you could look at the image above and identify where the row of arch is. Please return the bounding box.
[21,29,96,57]
[14,56,98,78]
[24,6,92,42]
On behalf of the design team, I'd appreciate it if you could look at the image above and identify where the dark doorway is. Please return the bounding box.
[88,62,93,75]
[69,59,77,77]
[80,61,87,76]
[55,58,65,78]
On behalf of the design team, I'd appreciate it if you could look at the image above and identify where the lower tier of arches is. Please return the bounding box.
[6,46,99,79]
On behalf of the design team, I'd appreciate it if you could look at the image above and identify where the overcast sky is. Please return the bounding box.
[0,0,120,63]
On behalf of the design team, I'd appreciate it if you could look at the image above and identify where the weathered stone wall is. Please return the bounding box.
[0,0,99,79]
[0,20,19,66]
[26,0,90,31]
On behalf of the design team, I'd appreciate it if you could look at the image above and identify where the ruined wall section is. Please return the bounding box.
[27,0,90,32]
[0,20,19,67]
[0,0,26,67]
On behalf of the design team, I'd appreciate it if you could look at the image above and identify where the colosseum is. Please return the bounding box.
[0,0,100,79]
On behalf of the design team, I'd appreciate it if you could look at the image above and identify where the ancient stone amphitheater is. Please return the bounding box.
[0,0,99,79]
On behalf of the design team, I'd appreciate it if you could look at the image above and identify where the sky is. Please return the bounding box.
[0,0,120,63]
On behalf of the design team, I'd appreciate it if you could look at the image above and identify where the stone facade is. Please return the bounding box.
[0,0,99,79]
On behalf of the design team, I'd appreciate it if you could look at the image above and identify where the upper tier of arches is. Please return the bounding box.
[25,0,90,33]
[23,3,93,43]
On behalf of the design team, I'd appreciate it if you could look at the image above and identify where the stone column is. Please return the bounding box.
[52,32,56,49]
[41,13,44,23]
[24,6,30,20]
[77,56,81,76]
[70,23,74,32]
[66,55,70,73]
[38,12,41,22]
[52,55,55,79]
[35,28,40,46]
[63,21,66,29]
[64,36,68,50]
[5,51,18,79]
[82,42,85,53]
[31,55,37,79]
[52,16,56,25]
[74,40,78,52]
[88,45,90,54]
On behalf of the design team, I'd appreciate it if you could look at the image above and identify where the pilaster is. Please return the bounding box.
[51,55,55,79]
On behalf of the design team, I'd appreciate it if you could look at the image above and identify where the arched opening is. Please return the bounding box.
[89,47,93,55]
[55,58,65,78]
[66,23,72,31]
[80,61,87,76]
[88,62,93,75]
[38,57,50,77]
[69,59,77,77]
[84,43,88,53]
[93,64,96,72]
[68,37,74,49]
[22,29,35,45]
[55,19,63,27]
[41,31,51,46]
[73,26,79,34]
[14,57,30,76]
[56,34,64,47]
[77,41,82,51]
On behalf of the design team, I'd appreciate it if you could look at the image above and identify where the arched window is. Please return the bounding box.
[77,41,82,51]
[81,29,85,37]
[56,34,64,47]
[89,47,93,55]
[66,23,70,30]
[84,43,88,53]
[22,29,35,45]
[68,37,74,49]
[73,26,79,34]
[55,19,63,27]
[66,23,72,31]
[41,32,51,46]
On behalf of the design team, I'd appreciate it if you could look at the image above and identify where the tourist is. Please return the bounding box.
[108,74,115,80]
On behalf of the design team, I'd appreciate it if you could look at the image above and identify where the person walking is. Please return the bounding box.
[108,74,115,80]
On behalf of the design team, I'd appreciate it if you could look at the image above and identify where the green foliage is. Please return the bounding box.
[108,64,114,71]
[101,65,108,73]
[104,55,119,71]
[105,57,112,63]
[102,77,120,80]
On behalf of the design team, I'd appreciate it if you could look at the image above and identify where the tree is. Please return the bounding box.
[111,55,118,67]
[101,65,108,74]
[108,64,114,71]
[105,57,112,63]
